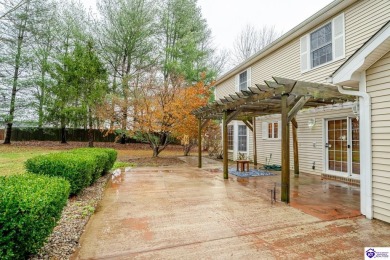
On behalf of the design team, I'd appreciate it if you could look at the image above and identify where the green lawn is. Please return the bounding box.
[0,146,61,176]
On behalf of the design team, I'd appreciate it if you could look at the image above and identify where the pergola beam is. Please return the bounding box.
[242,119,253,132]
[253,117,258,167]
[223,111,228,179]
[192,76,353,196]
[226,109,242,124]
[292,117,299,176]
[288,95,311,122]
[281,94,290,203]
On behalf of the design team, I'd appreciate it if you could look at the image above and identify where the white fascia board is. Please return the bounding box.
[332,24,390,86]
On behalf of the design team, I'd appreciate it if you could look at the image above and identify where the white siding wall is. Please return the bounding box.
[215,0,390,99]
[255,106,355,175]
[367,51,390,223]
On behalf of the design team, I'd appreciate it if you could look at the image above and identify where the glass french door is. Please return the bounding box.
[326,118,360,175]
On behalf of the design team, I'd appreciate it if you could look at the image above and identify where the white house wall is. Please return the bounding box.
[367,51,390,223]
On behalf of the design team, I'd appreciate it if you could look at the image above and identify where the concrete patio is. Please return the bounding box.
[72,157,390,259]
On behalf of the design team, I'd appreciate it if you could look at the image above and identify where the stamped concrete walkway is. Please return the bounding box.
[73,158,390,259]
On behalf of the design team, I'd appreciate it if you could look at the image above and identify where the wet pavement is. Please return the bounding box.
[73,157,390,259]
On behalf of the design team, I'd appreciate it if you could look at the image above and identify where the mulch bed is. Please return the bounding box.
[229,168,276,178]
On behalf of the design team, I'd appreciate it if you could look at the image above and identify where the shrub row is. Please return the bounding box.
[25,148,117,195]
[0,174,70,259]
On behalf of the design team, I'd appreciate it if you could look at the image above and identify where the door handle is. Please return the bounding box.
[325,143,331,148]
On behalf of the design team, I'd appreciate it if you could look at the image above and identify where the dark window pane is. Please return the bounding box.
[268,123,273,138]
[329,160,335,171]
[239,71,247,91]
[310,23,332,68]
[228,125,234,150]
[238,125,247,151]
[274,123,278,139]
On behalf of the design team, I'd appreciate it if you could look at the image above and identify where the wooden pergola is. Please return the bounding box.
[193,76,353,203]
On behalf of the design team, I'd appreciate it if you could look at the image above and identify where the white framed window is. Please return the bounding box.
[228,125,234,150]
[237,125,247,151]
[235,68,251,91]
[262,121,281,139]
[300,13,345,72]
[311,22,332,68]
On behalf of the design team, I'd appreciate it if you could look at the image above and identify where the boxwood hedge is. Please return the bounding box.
[25,148,117,195]
[72,148,117,175]
[0,174,70,259]
[25,153,95,195]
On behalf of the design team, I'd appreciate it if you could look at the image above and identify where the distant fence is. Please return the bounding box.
[9,128,123,142]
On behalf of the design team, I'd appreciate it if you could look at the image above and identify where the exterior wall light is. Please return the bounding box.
[307,118,316,130]
[352,100,359,120]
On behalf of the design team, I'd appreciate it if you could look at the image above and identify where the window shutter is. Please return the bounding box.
[262,122,268,139]
[247,68,251,90]
[300,35,309,72]
[235,74,239,92]
[333,13,345,60]
[278,121,281,139]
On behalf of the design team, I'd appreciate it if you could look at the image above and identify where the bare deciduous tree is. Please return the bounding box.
[232,24,280,65]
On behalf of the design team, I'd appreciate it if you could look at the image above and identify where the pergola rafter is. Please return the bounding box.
[193,76,354,203]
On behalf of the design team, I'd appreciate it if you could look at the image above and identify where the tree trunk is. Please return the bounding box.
[38,69,45,128]
[183,144,191,156]
[3,123,12,144]
[4,19,25,145]
[88,108,94,147]
[152,146,160,157]
[61,126,67,144]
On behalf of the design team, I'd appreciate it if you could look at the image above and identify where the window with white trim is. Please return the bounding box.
[235,68,251,91]
[311,23,332,68]
[239,71,248,91]
[262,121,281,139]
[238,125,247,151]
[300,13,345,72]
[228,125,234,150]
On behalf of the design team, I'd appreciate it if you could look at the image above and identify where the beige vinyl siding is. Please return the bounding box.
[215,0,390,93]
[255,106,354,175]
[215,77,235,99]
[367,51,390,223]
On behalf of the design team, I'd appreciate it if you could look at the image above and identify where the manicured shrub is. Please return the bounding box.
[72,148,117,174]
[0,174,70,259]
[70,148,109,183]
[25,148,117,195]
[25,153,95,195]
[101,148,117,173]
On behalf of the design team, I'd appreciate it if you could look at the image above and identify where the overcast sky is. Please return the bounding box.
[81,0,334,51]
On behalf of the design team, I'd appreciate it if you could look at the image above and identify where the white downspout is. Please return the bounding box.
[336,72,373,219]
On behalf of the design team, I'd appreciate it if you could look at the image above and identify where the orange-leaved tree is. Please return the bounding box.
[97,72,214,157]
[171,76,214,156]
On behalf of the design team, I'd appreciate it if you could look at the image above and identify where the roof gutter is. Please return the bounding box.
[216,0,357,85]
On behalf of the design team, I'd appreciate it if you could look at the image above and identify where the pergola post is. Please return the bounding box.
[198,117,202,168]
[292,117,299,176]
[223,111,228,179]
[281,94,290,203]
[253,117,258,167]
